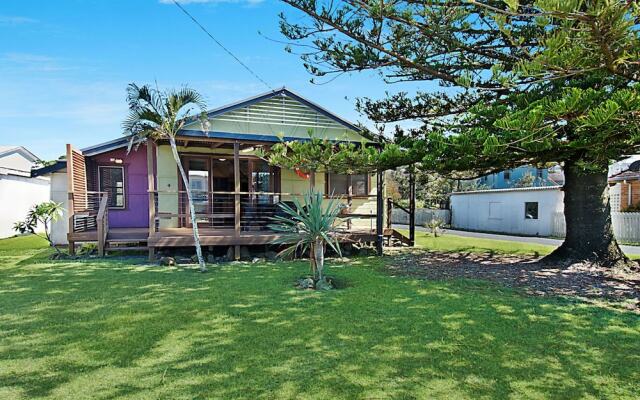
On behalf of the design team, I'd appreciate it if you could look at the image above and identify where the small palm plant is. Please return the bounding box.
[14,201,64,256]
[122,83,208,272]
[269,190,344,287]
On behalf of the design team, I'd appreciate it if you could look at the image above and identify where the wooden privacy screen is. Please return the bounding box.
[66,144,88,213]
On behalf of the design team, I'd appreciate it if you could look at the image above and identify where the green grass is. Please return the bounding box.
[1,235,639,399]
[410,231,640,260]
[413,232,555,256]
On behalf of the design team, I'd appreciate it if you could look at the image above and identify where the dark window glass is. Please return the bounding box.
[525,202,538,219]
[537,168,544,178]
[328,174,368,196]
[503,170,511,180]
[99,166,125,208]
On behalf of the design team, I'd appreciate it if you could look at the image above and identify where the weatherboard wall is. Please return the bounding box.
[91,146,150,228]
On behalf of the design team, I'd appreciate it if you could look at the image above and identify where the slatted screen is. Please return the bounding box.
[214,95,346,130]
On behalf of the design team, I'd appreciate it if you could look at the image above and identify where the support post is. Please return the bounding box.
[409,168,416,246]
[66,144,75,254]
[376,170,384,256]
[147,141,156,261]
[309,171,316,190]
[233,142,241,260]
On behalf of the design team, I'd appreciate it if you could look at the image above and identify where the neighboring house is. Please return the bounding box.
[450,186,564,237]
[608,159,640,211]
[33,87,405,258]
[0,146,50,238]
[478,165,559,189]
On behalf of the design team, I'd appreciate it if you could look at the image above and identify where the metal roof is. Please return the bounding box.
[451,185,563,196]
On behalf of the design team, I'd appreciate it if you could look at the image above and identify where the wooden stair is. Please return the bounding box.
[389,229,412,246]
[104,229,148,254]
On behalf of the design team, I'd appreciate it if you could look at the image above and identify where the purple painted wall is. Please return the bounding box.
[91,145,150,228]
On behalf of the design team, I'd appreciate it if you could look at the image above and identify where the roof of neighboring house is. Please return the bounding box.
[0,145,39,163]
[608,160,640,182]
[451,185,563,196]
[183,87,362,133]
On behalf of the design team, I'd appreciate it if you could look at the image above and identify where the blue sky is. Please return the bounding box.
[0,0,423,160]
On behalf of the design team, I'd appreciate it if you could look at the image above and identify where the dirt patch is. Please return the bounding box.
[386,249,640,312]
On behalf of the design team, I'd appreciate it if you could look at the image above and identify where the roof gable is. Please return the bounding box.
[181,87,365,142]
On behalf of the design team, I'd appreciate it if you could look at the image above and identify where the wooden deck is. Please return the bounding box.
[69,227,402,253]
[147,228,397,247]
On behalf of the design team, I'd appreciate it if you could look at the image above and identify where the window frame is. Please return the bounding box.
[524,201,539,220]
[98,165,126,210]
[325,173,370,197]
[503,170,511,181]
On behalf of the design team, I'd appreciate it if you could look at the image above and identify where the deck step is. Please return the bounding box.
[105,246,148,251]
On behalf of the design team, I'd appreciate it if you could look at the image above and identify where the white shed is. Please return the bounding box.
[0,146,51,238]
[450,186,564,237]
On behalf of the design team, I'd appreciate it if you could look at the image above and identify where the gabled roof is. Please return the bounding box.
[0,145,39,163]
[31,137,132,177]
[185,87,362,133]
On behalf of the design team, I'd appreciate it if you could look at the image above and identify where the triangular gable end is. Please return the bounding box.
[182,88,366,143]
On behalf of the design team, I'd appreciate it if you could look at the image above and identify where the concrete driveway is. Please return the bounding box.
[394,224,640,256]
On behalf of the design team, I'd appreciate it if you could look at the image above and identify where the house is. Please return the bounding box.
[450,186,564,237]
[33,88,409,259]
[0,146,50,238]
[478,165,561,189]
[608,159,640,211]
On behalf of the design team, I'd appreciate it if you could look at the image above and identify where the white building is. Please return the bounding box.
[450,186,564,237]
[0,146,51,238]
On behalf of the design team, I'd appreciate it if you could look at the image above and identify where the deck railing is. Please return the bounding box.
[70,191,108,233]
[149,190,380,235]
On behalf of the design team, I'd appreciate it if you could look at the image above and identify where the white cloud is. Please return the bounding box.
[1,53,74,72]
[0,15,38,26]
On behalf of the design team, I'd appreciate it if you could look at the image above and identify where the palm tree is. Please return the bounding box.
[123,83,209,272]
[269,190,344,285]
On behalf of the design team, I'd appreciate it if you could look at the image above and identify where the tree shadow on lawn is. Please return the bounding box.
[387,249,640,312]
[0,255,639,399]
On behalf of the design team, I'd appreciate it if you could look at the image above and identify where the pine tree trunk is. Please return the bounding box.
[543,160,634,269]
[169,137,207,272]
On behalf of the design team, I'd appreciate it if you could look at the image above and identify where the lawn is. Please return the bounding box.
[1,235,639,399]
[412,232,555,256]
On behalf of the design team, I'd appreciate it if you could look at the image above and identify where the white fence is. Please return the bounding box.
[552,212,640,243]
[391,208,451,226]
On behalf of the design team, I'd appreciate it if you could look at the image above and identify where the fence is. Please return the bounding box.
[391,208,450,226]
[552,211,640,243]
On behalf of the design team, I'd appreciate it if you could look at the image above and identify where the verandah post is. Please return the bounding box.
[233,141,241,260]
[409,167,416,246]
[376,170,384,256]
[147,140,156,262]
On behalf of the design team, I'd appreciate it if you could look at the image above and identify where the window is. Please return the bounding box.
[503,170,511,180]
[525,202,538,219]
[536,168,544,178]
[99,166,125,208]
[327,173,369,196]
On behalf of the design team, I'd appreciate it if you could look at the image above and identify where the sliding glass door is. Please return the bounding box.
[182,154,279,229]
